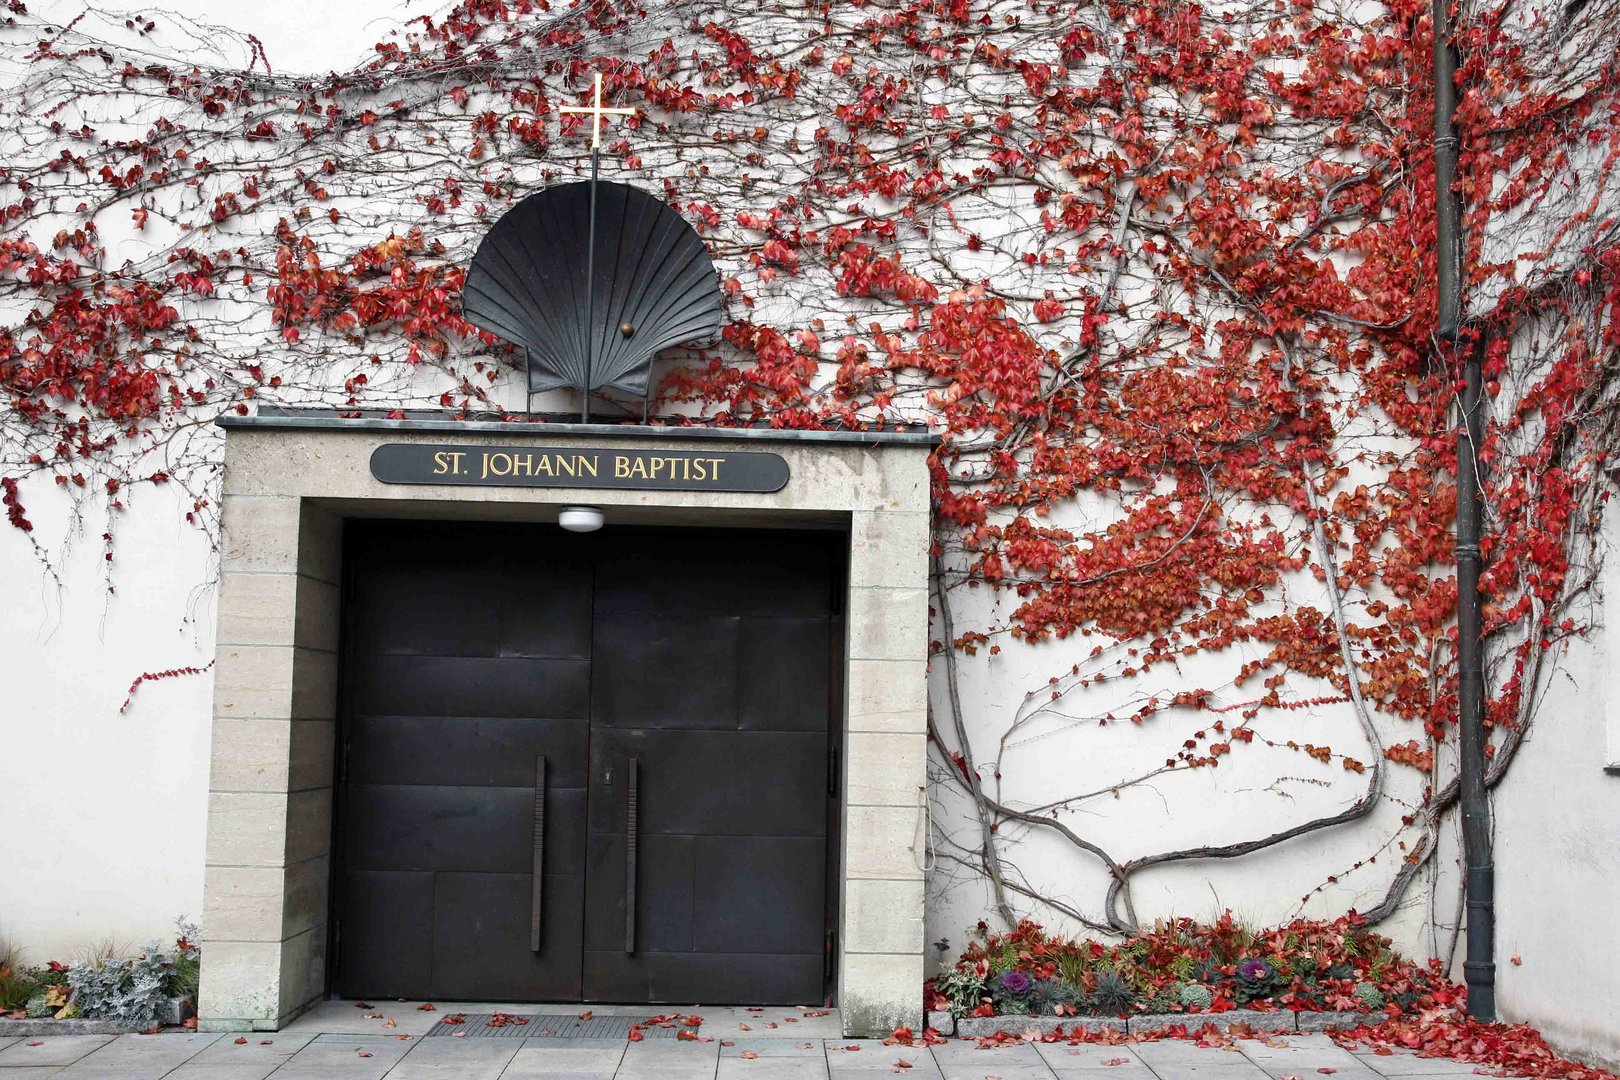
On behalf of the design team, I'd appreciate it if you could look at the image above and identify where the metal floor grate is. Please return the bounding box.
[426,1013,681,1039]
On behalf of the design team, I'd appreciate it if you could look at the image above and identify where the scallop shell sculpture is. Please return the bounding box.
[461,180,726,407]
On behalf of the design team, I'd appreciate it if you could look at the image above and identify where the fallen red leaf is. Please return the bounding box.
[233,1037,247,1045]
[417,1003,437,1012]
[742,1050,760,1059]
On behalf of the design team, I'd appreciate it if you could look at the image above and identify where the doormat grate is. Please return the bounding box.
[426,1013,681,1039]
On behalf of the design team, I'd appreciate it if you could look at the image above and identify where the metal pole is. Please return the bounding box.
[1435,0,1496,1021]
[582,147,599,424]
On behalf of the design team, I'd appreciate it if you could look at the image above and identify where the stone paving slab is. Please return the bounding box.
[0,1034,116,1067]
[0,1029,1537,1079]
[266,1034,415,1079]
[388,1037,519,1078]
[1050,1067,1158,1080]
[1352,1051,1502,1076]
[1036,1043,1146,1069]
[52,1033,219,1078]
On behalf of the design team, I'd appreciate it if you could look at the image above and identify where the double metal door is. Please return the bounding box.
[333,522,839,1005]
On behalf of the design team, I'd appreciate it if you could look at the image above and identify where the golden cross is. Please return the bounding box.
[559,71,636,150]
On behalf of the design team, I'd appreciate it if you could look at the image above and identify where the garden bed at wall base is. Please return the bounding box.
[929,1009,1371,1038]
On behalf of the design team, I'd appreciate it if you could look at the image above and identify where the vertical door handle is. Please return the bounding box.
[530,755,546,952]
[625,756,639,954]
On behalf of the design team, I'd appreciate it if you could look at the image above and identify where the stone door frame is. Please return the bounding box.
[198,413,934,1037]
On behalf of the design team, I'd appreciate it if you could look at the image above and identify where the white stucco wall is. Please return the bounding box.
[0,0,1614,1065]
[1490,509,1620,1070]
[0,473,215,961]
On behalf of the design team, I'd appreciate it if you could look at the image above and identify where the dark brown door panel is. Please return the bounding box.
[335,522,840,1005]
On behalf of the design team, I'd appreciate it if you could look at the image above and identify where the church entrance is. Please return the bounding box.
[331,520,843,1006]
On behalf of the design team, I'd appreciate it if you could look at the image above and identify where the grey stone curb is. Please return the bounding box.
[950,1009,1369,1039]
[0,997,194,1037]
[0,1018,140,1036]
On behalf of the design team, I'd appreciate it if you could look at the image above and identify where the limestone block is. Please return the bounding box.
[849,587,928,662]
[296,504,343,586]
[214,645,295,720]
[290,647,339,721]
[210,718,293,793]
[220,496,301,574]
[851,512,930,590]
[206,792,289,868]
[845,805,926,880]
[293,575,341,651]
[283,856,330,940]
[202,865,286,943]
[287,719,336,793]
[845,878,924,955]
[284,787,332,865]
[198,940,281,1024]
[847,660,928,733]
[277,923,327,1021]
[841,952,925,1037]
[846,732,925,806]
[217,572,298,647]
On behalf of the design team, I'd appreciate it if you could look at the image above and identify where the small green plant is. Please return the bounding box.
[991,968,1034,1009]
[1353,982,1385,1010]
[1056,953,1091,987]
[1088,970,1137,1016]
[67,919,201,1029]
[24,993,53,1019]
[163,921,201,999]
[1026,977,1082,1014]
[932,967,987,1016]
[0,940,40,1013]
[1176,982,1214,1010]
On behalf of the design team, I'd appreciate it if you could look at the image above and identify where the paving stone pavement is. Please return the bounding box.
[0,1028,1521,1079]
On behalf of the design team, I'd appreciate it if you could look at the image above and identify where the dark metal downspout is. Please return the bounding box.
[1435,0,1497,1022]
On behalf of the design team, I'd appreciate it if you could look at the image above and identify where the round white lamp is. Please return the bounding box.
[558,506,605,533]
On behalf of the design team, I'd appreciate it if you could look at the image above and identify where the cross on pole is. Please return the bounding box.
[559,71,636,149]
[558,71,638,422]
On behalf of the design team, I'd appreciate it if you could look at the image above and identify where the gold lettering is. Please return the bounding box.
[534,454,554,476]
[709,456,724,480]
[579,454,599,477]
[614,455,631,478]
[449,452,465,475]
[692,458,708,481]
[433,451,451,475]
[557,455,576,477]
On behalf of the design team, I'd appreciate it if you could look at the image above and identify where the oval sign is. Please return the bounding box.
[369,443,789,493]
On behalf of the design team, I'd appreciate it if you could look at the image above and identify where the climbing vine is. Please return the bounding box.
[1,0,1617,947]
